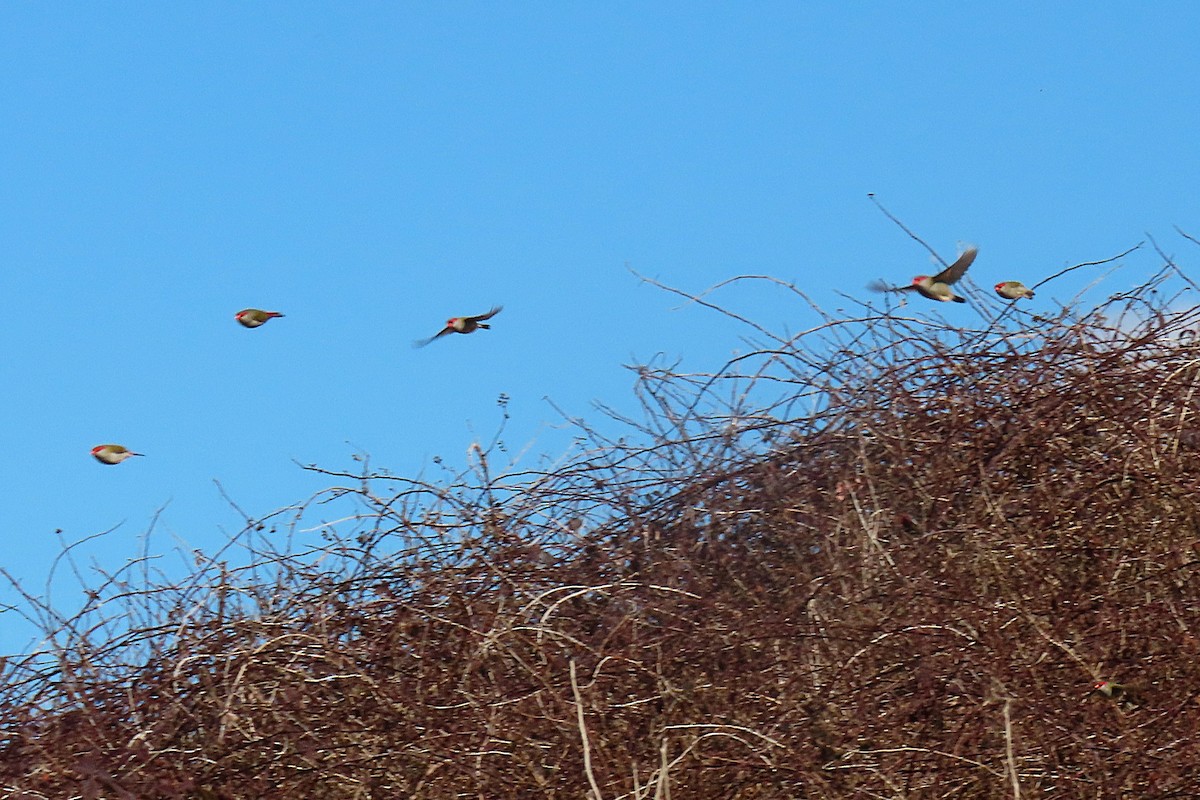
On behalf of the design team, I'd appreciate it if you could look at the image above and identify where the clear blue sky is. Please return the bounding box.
[1,3,1197,654]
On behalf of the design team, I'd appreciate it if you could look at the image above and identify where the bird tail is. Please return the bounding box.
[477,322,491,329]
[952,296,967,303]
[1026,289,1036,299]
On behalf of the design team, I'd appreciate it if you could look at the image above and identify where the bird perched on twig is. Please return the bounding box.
[994,281,1035,300]
[1090,680,1142,709]
[91,444,144,465]
[869,246,978,303]
[414,306,503,347]
[235,308,285,328]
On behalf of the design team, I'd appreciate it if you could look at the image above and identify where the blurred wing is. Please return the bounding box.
[471,305,503,322]
[413,327,453,348]
[867,279,916,294]
[933,246,978,286]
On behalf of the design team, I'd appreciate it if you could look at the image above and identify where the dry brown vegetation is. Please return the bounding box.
[4,241,1200,798]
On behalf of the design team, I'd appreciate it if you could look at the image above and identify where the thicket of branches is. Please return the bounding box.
[3,238,1200,799]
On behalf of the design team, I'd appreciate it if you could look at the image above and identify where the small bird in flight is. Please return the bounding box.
[869,246,978,303]
[235,308,285,328]
[414,306,503,347]
[91,444,144,465]
[994,280,1035,300]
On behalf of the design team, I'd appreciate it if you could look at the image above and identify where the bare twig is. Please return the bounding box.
[868,193,949,266]
[572,659,604,800]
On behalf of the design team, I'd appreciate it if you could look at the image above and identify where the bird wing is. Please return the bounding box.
[932,246,978,286]
[413,326,454,348]
[470,305,503,323]
[867,280,917,294]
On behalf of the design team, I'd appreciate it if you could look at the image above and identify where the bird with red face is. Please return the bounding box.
[994,281,1035,300]
[91,444,144,465]
[414,306,503,347]
[235,308,285,328]
[1090,679,1143,709]
[869,246,978,303]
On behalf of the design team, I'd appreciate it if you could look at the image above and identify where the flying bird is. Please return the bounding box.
[868,246,978,303]
[91,444,144,465]
[235,308,285,328]
[414,305,503,347]
[994,280,1035,300]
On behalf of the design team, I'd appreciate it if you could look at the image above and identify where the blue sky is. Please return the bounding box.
[1,3,1197,653]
